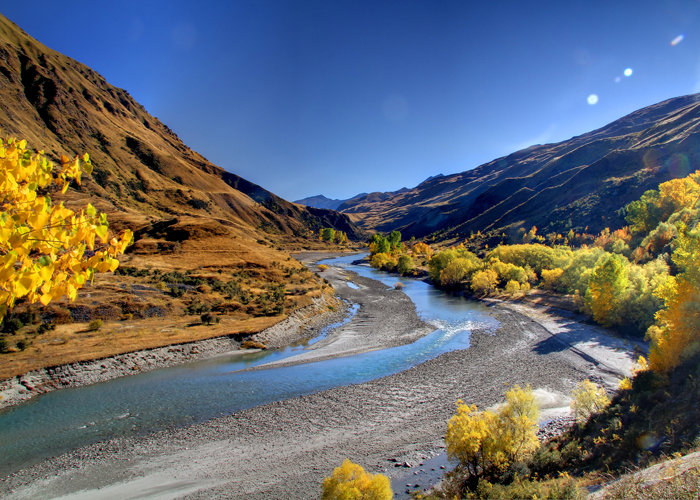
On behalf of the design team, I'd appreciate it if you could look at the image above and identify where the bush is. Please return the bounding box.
[16,339,27,351]
[505,280,521,294]
[397,255,414,275]
[201,312,218,325]
[471,269,498,295]
[0,337,7,353]
[570,380,610,423]
[318,264,329,271]
[88,319,103,331]
[1,317,23,334]
[321,459,392,500]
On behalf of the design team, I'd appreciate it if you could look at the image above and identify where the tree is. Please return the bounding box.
[321,228,336,242]
[440,257,480,288]
[321,459,392,500]
[397,254,414,276]
[445,385,540,491]
[0,138,132,321]
[570,380,610,423]
[335,230,347,245]
[648,223,700,373]
[505,280,520,294]
[584,254,628,327]
[471,269,498,295]
[387,230,401,251]
[369,234,390,255]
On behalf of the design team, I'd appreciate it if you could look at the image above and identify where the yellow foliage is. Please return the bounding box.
[505,280,521,294]
[647,224,700,373]
[318,264,329,271]
[618,377,633,391]
[411,241,433,258]
[570,380,610,423]
[445,386,540,487]
[541,268,564,290]
[0,138,132,320]
[369,253,396,271]
[471,269,498,294]
[321,459,392,500]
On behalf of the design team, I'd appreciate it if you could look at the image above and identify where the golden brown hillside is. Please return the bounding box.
[0,14,362,375]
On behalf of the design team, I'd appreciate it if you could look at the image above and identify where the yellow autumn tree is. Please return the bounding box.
[445,385,540,490]
[321,459,392,500]
[0,137,132,321]
[647,222,700,373]
[584,254,628,327]
[570,380,610,423]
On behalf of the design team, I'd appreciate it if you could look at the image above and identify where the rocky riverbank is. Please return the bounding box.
[0,295,343,410]
[0,266,638,499]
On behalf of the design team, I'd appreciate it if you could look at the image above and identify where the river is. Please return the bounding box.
[0,253,497,477]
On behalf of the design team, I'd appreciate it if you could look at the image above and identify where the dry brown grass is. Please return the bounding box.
[0,315,282,380]
[0,224,337,379]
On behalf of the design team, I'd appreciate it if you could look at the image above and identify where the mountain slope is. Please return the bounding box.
[0,14,364,245]
[345,94,700,239]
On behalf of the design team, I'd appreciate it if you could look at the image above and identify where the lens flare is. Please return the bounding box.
[624,68,633,77]
[614,76,622,83]
[666,153,690,177]
[587,94,599,105]
[671,34,684,46]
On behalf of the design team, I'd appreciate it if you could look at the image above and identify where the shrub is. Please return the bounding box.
[505,280,521,295]
[541,268,564,290]
[200,312,218,325]
[1,317,23,334]
[570,380,610,423]
[397,255,414,275]
[318,264,329,271]
[16,339,27,351]
[446,385,540,491]
[88,319,103,331]
[0,337,7,353]
[321,459,392,500]
[471,269,498,295]
[240,340,267,349]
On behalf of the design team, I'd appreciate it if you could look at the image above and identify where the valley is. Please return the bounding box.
[0,7,699,500]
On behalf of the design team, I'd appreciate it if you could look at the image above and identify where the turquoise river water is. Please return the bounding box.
[0,253,498,476]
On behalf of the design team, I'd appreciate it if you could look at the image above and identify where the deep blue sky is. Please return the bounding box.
[2,1,700,201]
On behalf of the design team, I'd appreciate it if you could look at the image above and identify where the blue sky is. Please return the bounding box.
[2,1,700,201]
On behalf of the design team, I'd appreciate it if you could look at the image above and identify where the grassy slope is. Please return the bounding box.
[0,14,366,377]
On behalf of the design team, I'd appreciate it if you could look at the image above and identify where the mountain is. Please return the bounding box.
[293,194,352,211]
[0,14,364,250]
[343,94,700,239]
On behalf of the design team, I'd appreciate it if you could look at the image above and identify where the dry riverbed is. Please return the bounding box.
[0,253,642,499]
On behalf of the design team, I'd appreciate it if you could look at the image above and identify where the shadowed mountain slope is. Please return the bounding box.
[344,94,700,239]
[0,14,364,247]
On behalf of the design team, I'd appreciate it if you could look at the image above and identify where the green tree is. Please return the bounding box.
[388,230,402,252]
[321,228,336,242]
[397,254,414,276]
[369,234,390,255]
[321,459,392,500]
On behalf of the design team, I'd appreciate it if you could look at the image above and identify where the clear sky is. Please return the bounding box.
[2,1,700,202]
